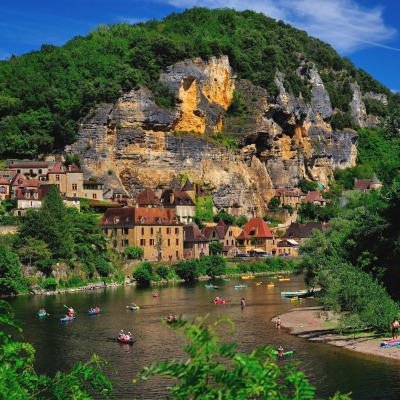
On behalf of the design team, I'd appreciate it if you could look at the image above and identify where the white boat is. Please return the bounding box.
[280,288,320,298]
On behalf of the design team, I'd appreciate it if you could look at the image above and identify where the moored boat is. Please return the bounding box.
[241,275,255,280]
[281,288,320,298]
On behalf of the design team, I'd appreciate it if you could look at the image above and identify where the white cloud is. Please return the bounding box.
[156,0,397,54]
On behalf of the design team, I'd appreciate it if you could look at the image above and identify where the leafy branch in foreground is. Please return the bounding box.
[134,317,350,399]
[0,300,114,399]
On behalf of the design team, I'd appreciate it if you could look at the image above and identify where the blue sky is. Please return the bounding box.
[1,0,399,92]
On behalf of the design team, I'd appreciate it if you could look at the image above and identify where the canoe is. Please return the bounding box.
[205,285,219,289]
[272,350,294,357]
[38,313,47,318]
[117,336,134,345]
[278,277,291,281]
[234,285,248,289]
[267,284,274,288]
[130,305,140,310]
[213,299,229,304]
[241,275,255,280]
[255,282,263,286]
[60,316,76,322]
[281,289,320,298]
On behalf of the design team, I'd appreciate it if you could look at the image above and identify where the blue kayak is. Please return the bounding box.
[37,313,47,318]
[60,316,76,322]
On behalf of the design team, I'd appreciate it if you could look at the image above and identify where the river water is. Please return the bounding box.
[7,275,400,399]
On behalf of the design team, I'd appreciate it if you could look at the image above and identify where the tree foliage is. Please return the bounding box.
[0,8,392,158]
[0,246,28,295]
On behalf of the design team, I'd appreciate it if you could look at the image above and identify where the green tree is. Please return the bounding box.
[268,197,280,210]
[213,210,235,225]
[18,186,74,259]
[135,317,350,399]
[235,215,248,228]
[0,246,27,295]
[133,262,153,286]
[16,237,51,267]
[124,245,144,260]
[174,259,201,282]
[209,240,223,256]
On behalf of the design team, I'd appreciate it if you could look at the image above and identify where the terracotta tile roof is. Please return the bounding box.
[201,226,225,241]
[274,187,304,197]
[68,163,82,173]
[354,179,371,190]
[9,162,48,168]
[0,177,10,184]
[136,188,160,206]
[48,162,65,174]
[160,189,195,206]
[283,222,326,239]
[183,225,208,243]
[99,206,181,228]
[236,230,252,240]
[22,179,40,188]
[243,218,273,238]
[10,173,26,186]
[302,191,325,203]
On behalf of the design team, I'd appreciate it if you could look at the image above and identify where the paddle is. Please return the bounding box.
[63,304,77,313]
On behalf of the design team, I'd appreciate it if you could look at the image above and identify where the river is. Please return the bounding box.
[7,275,400,399]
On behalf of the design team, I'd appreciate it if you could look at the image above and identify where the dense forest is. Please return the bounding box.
[0,7,398,159]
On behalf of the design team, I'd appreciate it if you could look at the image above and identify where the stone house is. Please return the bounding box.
[183,224,209,259]
[276,238,300,256]
[201,219,239,256]
[354,173,382,192]
[282,221,327,246]
[274,187,304,208]
[160,189,196,224]
[99,206,184,261]
[0,177,10,200]
[302,191,326,206]
[237,217,276,255]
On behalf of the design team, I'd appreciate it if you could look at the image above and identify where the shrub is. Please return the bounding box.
[42,277,57,291]
[156,265,169,280]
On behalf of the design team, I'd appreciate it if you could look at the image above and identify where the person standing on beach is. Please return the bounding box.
[391,317,399,339]
[275,317,281,329]
[241,298,246,308]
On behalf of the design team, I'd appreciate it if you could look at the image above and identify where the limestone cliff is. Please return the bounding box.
[66,56,357,216]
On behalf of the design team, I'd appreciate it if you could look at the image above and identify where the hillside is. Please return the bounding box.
[0,7,398,214]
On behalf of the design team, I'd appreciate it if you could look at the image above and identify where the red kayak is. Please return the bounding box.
[213,299,229,305]
[117,335,135,345]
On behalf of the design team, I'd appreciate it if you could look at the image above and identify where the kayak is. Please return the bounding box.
[234,285,248,289]
[272,350,294,357]
[37,313,47,318]
[380,338,400,347]
[60,316,76,322]
[213,299,229,304]
[242,275,255,280]
[267,283,275,288]
[130,305,140,310]
[88,308,100,315]
[117,335,134,345]
[205,284,218,289]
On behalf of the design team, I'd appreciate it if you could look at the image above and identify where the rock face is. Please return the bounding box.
[66,56,358,216]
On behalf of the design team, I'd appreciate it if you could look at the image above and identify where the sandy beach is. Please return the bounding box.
[273,307,400,360]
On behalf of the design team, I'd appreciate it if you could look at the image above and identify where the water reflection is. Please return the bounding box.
[7,276,400,399]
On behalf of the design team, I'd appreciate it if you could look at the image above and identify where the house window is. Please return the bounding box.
[0,187,5,193]
[150,239,155,246]
[72,184,77,190]
[56,174,60,181]
[229,231,232,236]
[231,240,234,245]
[93,193,97,199]
[33,193,38,199]
[113,240,117,248]
[175,228,179,235]
[25,193,29,199]
[141,227,144,235]
[168,239,170,246]
[176,251,179,258]
[150,227,154,235]
[140,239,146,246]
[56,184,60,190]
[166,227,171,234]
[38,169,42,174]
[123,228,128,235]
[124,240,129,246]
[176,239,179,245]
[103,229,108,235]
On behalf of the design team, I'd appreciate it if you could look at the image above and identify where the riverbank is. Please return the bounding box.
[273,307,400,360]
